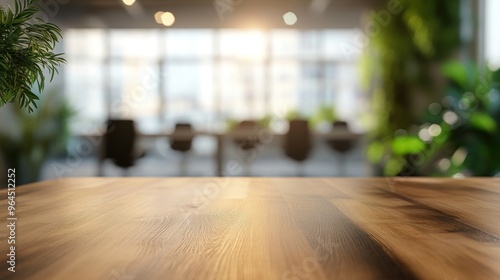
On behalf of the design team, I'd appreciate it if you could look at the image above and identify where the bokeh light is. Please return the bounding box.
[161,12,175,27]
[154,11,164,24]
[283,12,298,26]
[418,127,432,142]
[452,148,467,166]
[443,111,459,125]
[428,124,442,137]
[394,129,407,136]
[122,0,135,6]
[428,103,441,115]
[438,158,451,171]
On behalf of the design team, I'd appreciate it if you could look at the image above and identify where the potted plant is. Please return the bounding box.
[0,0,65,112]
[310,105,336,131]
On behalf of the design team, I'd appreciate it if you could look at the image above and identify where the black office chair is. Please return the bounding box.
[170,123,194,176]
[98,119,144,176]
[327,121,355,176]
[233,120,261,176]
[233,120,261,149]
[232,120,261,175]
[283,119,312,176]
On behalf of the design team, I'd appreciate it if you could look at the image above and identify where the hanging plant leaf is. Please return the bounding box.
[469,112,497,133]
[0,0,66,112]
[492,68,500,89]
[384,157,405,176]
[442,61,471,90]
[367,141,385,163]
[391,135,426,156]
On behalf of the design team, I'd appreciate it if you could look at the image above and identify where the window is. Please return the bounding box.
[64,28,364,134]
[163,62,214,130]
[109,61,162,133]
[270,60,300,115]
[219,30,266,59]
[110,30,160,59]
[165,30,214,58]
[65,30,106,133]
[485,0,500,69]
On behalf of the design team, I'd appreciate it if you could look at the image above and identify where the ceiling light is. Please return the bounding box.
[161,12,175,27]
[154,11,164,24]
[283,12,297,26]
[122,0,135,6]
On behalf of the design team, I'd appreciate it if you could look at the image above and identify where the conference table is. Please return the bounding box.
[98,128,362,176]
[176,129,360,176]
[1,177,499,279]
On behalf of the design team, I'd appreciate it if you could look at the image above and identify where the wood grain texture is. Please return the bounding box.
[1,177,500,280]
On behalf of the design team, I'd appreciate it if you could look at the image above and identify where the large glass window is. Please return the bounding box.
[65,30,106,133]
[110,30,161,59]
[64,28,363,134]
[109,60,161,133]
[218,61,266,120]
[165,30,214,58]
[485,0,500,69]
[219,30,267,59]
[270,61,300,115]
[163,62,214,130]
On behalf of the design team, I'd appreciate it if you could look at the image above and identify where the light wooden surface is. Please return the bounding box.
[1,177,500,280]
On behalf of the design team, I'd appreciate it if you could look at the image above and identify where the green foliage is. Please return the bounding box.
[384,62,500,177]
[257,114,273,128]
[391,136,426,156]
[284,109,308,121]
[469,112,497,133]
[366,141,385,163]
[442,61,475,89]
[0,0,66,112]
[225,104,335,132]
[363,0,461,175]
[0,87,74,184]
[225,118,240,131]
[364,0,460,136]
[309,105,336,128]
[431,63,500,176]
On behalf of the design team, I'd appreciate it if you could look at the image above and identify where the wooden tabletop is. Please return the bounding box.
[1,177,500,280]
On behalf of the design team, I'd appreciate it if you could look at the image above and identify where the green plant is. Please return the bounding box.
[284,109,308,121]
[0,0,66,112]
[310,105,336,128]
[363,0,461,174]
[374,62,500,176]
[225,118,240,131]
[257,114,273,128]
[420,62,500,176]
[0,87,74,184]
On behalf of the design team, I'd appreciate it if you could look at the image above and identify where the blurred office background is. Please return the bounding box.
[0,0,499,184]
